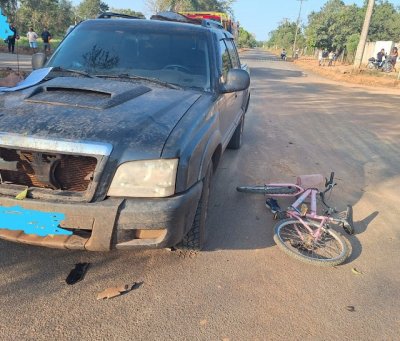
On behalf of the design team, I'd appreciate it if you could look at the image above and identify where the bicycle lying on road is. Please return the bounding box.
[237,172,354,266]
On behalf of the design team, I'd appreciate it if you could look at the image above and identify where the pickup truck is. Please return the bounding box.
[0,12,250,251]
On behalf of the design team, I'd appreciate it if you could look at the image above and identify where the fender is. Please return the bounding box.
[198,129,222,181]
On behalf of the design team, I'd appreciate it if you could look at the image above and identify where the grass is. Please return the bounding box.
[15,37,62,52]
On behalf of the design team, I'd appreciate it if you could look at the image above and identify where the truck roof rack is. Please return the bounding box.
[97,12,143,19]
[151,11,225,31]
[150,11,199,24]
[201,19,224,30]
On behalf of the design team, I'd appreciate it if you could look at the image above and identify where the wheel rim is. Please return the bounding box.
[276,220,346,263]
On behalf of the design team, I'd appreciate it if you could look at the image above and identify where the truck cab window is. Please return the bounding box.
[219,40,232,82]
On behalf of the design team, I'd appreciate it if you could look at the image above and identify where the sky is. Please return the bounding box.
[72,0,400,41]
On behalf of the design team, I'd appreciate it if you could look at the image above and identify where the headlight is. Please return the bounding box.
[107,159,178,198]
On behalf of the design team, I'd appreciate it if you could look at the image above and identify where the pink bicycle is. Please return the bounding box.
[237,172,354,266]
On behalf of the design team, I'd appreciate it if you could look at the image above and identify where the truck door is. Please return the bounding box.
[217,39,243,147]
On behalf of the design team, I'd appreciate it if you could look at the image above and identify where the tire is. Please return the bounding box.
[227,115,244,149]
[178,162,213,251]
[236,185,298,195]
[273,218,349,266]
[367,62,376,70]
[383,62,393,73]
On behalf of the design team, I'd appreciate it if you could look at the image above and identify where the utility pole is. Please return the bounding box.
[293,0,306,57]
[353,0,375,69]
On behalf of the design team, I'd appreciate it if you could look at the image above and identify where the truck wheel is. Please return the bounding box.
[178,162,213,252]
[227,115,244,150]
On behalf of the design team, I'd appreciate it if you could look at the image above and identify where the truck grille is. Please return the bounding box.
[0,148,97,192]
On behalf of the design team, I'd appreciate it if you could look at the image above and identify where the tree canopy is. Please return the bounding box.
[0,0,146,37]
[267,0,400,53]
[145,0,235,14]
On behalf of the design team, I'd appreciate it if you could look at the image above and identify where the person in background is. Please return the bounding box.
[318,49,323,66]
[389,47,398,70]
[8,23,18,54]
[41,27,52,53]
[27,27,38,53]
[376,48,385,67]
[328,51,334,66]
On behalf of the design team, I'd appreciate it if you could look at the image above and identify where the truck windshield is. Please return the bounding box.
[47,21,211,90]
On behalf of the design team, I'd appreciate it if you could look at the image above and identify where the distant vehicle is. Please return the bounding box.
[367,57,393,73]
[179,11,239,39]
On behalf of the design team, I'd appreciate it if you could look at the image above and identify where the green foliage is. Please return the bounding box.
[346,33,360,55]
[305,0,363,51]
[109,8,145,18]
[267,20,303,50]
[268,0,400,55]
[145,0,235,14]
[0,0,17,18]
[237,27,257,48]
[16,0,75,37]
[76,0,109,19]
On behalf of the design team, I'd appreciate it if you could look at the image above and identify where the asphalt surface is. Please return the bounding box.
[1,49,400,340]
[0,52,32,70]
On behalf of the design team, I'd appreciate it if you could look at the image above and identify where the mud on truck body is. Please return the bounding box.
[0,12,250,251]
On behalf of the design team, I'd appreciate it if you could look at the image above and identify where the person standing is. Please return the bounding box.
[41,27,52,53]
[376,48,385,67]
[8,23,18,54]
[328,51,334,66]
[389,47,398,70]
[27,27,38,53]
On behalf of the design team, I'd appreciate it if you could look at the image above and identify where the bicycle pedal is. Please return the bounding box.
[266,198,281,214]
[274,211,287,220]
[300,204,308,216]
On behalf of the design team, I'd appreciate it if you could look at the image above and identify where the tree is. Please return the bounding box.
[237,27,257,48]
[109,8,145,18]
[145,0,235,14]
[77,0,109,19]
[0,0,17,18]
[267,20,304,50]
[16,0,75,36]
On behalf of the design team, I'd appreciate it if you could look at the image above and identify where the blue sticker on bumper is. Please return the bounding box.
[0,205,72,236]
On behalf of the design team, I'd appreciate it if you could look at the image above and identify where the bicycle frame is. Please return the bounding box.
[287,188,329,241]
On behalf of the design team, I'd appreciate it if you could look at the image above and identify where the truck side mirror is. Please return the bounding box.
[220,69,250,93]
[32,53,47,70]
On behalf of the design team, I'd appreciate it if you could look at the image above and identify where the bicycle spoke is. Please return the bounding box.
[274,219,348,266]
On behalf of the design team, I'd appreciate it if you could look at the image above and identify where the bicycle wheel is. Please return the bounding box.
[236,185,297,195]
[273,219,349,266]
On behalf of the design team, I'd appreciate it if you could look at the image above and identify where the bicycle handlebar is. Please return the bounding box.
[320,172,337,209]
[325,172,335,188]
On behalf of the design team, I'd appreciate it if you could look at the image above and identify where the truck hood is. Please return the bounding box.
[0,77,202,158]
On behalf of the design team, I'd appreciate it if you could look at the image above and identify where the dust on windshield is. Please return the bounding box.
[47,22,211,90]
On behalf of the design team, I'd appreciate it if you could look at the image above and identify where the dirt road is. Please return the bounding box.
[1,49,399,340]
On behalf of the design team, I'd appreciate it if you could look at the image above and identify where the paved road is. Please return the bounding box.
[0,52,32,71]
[1,49,399,340]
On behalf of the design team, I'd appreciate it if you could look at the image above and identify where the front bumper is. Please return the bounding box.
[0,181,202,251]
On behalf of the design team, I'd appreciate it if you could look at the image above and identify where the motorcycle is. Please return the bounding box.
[367,57,393,73]
[280,52,287,61]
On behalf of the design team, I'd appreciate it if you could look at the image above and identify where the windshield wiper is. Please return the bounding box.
[49,66,96,78]
[95,73,182,89]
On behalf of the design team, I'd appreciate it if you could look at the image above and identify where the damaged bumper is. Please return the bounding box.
[0,181,202,251]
